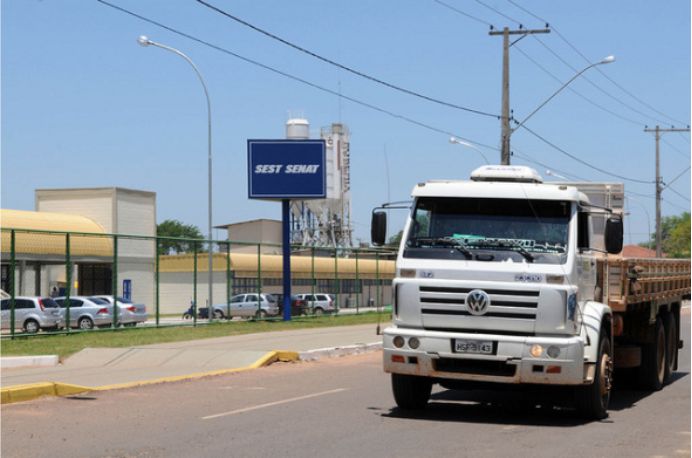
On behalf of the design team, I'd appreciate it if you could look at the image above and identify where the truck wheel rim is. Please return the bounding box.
[600,354,613,397]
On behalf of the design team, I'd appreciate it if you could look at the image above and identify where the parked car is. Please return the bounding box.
[54,296,113,330]
[211,293,279,319]
[273,294,309,317]
[0,296,64,333]
[294,293,337,315]
[93,295,148,327]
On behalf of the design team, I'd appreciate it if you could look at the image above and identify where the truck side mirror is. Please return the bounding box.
[605,216,623,254]
[371,211,387,246]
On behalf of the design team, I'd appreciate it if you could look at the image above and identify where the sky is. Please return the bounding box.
[2,0,690,246]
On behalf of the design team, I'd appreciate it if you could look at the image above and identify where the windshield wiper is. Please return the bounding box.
[465,239,535,263]
[410,237,473,259]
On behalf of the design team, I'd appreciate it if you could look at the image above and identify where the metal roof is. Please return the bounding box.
[1,209,113,260]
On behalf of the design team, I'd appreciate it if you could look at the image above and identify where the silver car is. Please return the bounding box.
[54,296,113,330]
[294,293,337,315]
[93,296,148,327]
[212,293,279,319]
[0,296,64,333]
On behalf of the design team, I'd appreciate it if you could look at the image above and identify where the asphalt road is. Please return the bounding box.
[2,314,689,458]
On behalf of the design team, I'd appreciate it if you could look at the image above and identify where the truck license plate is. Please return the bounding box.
[454,339,494,355]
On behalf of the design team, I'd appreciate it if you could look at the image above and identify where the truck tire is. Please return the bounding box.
[576,329,612,420]
[638,316,666,391]
[663,311,678,383]
[391,374,432,410]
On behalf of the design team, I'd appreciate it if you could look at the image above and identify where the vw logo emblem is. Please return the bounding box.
[466,289,490,316]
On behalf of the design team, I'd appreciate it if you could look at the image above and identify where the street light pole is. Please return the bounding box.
[501,55,615,164]
[138,36,214,320]
[449,137,489,164]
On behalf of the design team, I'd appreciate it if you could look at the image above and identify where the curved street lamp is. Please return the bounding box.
[138,35,215,321]
[449,137,490,164]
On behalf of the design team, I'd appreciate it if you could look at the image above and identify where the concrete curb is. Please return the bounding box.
[0,350,300,405]
[1,355,59,369]
[298,342,382,361]
[0,342,382,405]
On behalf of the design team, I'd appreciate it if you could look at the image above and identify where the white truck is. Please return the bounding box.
[371,165,690,419]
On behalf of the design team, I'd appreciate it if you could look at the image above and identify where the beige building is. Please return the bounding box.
[215,219,282,254]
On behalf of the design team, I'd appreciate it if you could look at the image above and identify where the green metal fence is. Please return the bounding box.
[0,227,396,338]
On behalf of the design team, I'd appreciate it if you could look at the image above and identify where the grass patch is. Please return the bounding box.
[1,312,390,359]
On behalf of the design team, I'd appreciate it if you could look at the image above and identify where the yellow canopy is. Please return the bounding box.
[1,209,113,259]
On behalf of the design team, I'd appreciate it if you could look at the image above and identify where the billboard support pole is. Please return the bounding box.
[282,199,292,321]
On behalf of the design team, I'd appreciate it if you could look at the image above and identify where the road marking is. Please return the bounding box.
[201,388,347,420]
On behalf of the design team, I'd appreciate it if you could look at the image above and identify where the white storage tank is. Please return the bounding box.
[286,118,310,140]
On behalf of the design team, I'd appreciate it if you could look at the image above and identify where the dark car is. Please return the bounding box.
[274,294,308,317]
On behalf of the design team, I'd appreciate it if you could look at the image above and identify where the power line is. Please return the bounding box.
[96,0,498,155]
[662,166,691,190]
[195,0,500,119]
[520,125,654,184]
[433,0,494,27]
[666,185,691,203]
[661,137,691,159]
[512,150,589,181]
[506,0,689,126]
[474,0,523,26]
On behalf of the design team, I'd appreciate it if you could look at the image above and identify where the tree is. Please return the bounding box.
[662,212,690,258]
[156,219,204,255]
[641,212,690,258]
[387,230,404,247]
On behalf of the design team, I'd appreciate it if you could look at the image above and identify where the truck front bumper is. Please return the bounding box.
[383,327,589,386]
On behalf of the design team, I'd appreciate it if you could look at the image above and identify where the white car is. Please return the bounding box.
[0,296,64,333]
[93,296,148,327]
[54,296,113,330]
[294,293,336,315]
[212,294,279,319]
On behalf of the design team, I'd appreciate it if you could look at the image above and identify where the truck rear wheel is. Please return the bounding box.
[638,316,666,391]
[391,374,432,410]
[663,311,678,383]
[576,330,612,420]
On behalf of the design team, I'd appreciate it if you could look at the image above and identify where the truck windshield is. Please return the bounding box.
[404,197,570,264]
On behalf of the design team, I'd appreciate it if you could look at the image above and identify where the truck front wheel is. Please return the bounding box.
[391,374,432,410]
[576,330,612,420]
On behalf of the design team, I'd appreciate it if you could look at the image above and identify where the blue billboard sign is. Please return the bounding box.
[247,139,326,199]
[122,279,132,301]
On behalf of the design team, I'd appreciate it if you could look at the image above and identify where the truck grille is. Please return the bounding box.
[434,358,517,377]
[419,285,540,333]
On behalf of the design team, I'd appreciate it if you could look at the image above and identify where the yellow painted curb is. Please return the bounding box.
[1,350,301,404]
[1,382,91,404]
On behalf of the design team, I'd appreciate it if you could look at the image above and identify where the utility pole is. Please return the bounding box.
[643,125,690,257]
[489,26,550,165]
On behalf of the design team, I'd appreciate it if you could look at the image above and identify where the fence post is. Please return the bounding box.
[112,235,118,328]
[66,233,72,333]
[311,246,316,310]
[155,238,160,327]
[256,243,262,318]
[9,230,16,339]
[355,250,360,314]
[226,242,231,319]
[193,241,198,327]
[334,247,339,313]
[376,251,380,309]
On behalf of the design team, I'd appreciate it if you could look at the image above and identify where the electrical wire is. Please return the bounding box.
[96,0,498,155]
[665,186,691,203]
[512,150,590,181]
[519,125,654,184]
[433,0,494,27]
[506,0,689,127]
[195,0,499,119]
[662,166,691,190]
[661,137,691,160]
[474,0,523,26]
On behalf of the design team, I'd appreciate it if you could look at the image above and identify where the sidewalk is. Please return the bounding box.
[1,323,385,403]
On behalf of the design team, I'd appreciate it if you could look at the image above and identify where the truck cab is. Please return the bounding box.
[373,165,624,419]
